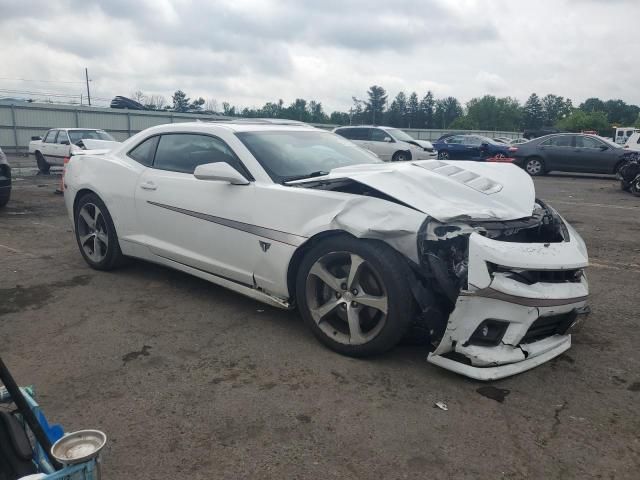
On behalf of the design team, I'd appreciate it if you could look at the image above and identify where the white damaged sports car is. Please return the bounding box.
[63,120,589,380]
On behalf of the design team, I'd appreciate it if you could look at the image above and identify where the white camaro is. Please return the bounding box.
[63,120,589,380]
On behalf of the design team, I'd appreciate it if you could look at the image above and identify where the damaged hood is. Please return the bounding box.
[293,160,536,222]
[411,139,435,150]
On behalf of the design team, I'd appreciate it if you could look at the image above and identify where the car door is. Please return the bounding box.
[368,128,396,161]
[573,135,617,173]
[41,130,59,163]
[442,135,465,159]
[52,130,72,164]
[538,135,574,171]
[461,136,483,160]
[134,132,258,285]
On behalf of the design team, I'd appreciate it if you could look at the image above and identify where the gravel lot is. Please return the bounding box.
[1,157,639,479]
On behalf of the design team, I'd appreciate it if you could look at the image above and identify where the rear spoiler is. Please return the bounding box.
[70,149,112,157]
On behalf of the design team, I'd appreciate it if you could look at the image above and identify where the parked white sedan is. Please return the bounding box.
[63,121,589,380]
[29,128,119,173]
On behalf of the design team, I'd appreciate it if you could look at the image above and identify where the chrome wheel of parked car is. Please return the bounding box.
[77,203,109,263]
[305,252,388,346]
[74,192,125,270]
[438,151,449,160]
[525,157,544,176]
[296,235,414,357]
[494,153,507,159]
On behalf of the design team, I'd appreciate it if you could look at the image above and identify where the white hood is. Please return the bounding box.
[294,160,536,222]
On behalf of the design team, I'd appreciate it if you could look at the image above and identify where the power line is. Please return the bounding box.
[0,77,85,84]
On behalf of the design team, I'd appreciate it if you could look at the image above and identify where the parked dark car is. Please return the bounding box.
[523,127,563,139]
[512,133,636,176]
[0,147,11,208]
[433,134,517,161]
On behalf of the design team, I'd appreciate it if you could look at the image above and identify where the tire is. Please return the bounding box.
[35,152,50,174]
[524,157,545,176]
[392,151,411,162]
[438,151,450,160]
[0,190,9,208]
[295,234,414,357]
[631,179,640,197]
[74,192,125,270]
[620,180,630,191]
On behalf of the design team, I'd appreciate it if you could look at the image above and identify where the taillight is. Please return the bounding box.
[508,146,518,152]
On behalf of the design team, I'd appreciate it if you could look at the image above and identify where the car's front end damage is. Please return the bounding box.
[291,159,589,380]
[416,201,588,380]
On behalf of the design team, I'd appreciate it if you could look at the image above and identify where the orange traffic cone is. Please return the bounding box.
[55,156,69,194]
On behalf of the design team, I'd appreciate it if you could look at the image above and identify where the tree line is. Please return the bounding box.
[131,86,640,134]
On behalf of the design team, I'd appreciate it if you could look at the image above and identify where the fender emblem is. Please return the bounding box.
[259,241,271,252]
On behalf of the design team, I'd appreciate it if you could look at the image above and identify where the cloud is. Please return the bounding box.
[0,0,639,111]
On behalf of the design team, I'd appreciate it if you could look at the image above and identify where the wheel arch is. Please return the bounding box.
[286,229,355,305]
[393,150,412,161]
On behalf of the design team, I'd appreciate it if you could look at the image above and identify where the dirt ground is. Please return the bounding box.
[1,158,639,479]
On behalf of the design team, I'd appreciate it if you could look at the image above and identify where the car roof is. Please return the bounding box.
[335,125,394,129]
[136,121,320,135]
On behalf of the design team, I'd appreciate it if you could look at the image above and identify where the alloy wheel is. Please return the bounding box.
[305,252,388,345]
[77,203,109,262]
[438,151,449,160]
[526,158,543,175]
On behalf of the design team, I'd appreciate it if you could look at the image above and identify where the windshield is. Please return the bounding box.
[236,130,382,183]
[478,136,501,145]
[68,130,115,144]
[385,128,415,142]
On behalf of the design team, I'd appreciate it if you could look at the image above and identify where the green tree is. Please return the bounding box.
[387,91,408,127]
[365,85,387,124]
[222,101,236,116]
[523,93,544,129]
[434,97,463,129]
[556,110,609,133]
[420,91,435,128]
[541,94,572,126]
[465,95,522,131]
[285,98,309,121]
[406,92,420,127]
[604,99,639,125]
[449,115,477,130]
[579,97,606,113]
[172,90,190,113]
[189,97,205,111]
[330,111,350,125]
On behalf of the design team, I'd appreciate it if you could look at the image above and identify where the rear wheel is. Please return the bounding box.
[631,179,640,197]
[392,151,410,162]
[74,192,125,270]
[35,152,50,174]
[524,157,545,176]
[296,235,414,357]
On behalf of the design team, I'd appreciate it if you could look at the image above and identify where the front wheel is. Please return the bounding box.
[392,151,410,162]
[631,178,640,197]
[524,157,545,176]
[437,151,450,160]
[36,152,50,174]
[74,192,125,270]
[296,235,414,357]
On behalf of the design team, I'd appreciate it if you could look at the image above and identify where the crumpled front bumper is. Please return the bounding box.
[428,230,589,381]
[412,149,438,160]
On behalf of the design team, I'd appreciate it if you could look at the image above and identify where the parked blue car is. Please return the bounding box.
[433,134,517,161]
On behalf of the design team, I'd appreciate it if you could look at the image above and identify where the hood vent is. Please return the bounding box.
[414,160,503,195]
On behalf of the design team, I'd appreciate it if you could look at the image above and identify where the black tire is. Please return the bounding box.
[437,151,450,160]
[620,180,630,191]
[296,234,414,357]
[524,156,545,176]
[74,192,125,270]
[631,180,640,197]
[35,152,50,174]
[0,190,9,208]
[392,151,411,162]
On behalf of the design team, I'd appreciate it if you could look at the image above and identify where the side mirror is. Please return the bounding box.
[193,162,249,185]
[383,136,393,143]
[600,145,608,151]
[31,136,42,141]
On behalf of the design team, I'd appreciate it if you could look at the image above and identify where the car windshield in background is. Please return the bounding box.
[69,130,115,143]
[386,128,414,142]
[236,130,381,183]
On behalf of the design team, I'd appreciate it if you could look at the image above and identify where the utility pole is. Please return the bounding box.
[85,68,91,106]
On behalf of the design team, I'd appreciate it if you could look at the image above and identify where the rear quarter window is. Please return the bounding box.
[127,136,159,167]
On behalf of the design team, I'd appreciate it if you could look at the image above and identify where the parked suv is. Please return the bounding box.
[0,147,11,208]
[333,126,437,162]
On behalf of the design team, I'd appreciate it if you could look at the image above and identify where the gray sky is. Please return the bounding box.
[0,0,637,111]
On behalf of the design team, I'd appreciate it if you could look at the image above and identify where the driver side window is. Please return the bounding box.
[369,129,390,142]
[43,130,57,143]
[153,133,244,175]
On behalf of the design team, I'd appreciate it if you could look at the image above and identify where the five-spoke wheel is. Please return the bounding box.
[296,235,413,356]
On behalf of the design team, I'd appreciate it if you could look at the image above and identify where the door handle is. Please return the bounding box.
[140,181,157,191]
